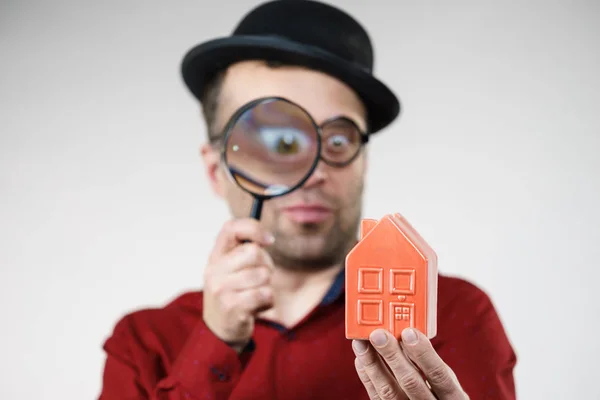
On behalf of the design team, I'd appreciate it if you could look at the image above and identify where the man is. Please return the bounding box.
[98,1,517,399]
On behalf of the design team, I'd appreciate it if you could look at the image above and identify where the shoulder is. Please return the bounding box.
[123,290,204,323]
[103,291,205,346]
[438,274,488,296]
[437,274,496,317]
[436,274,512,340]
[435,276,517,397]
[436,274,515,352]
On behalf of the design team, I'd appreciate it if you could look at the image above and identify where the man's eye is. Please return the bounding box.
[328,135,350,150]
[259,128,308,155]
[276,133,300,154]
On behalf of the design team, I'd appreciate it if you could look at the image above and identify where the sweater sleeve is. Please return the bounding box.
[98,314,254,400]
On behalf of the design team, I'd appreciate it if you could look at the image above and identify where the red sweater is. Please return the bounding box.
[98,270,517,399]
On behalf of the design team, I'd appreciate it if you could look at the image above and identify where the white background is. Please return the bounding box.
[1,0,598,398]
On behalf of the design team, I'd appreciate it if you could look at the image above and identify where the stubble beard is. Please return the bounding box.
[266,185,364,272]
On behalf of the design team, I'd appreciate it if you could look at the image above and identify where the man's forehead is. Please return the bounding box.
[217,61,367,130]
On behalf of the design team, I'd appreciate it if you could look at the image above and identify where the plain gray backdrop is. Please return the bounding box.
[1,0,598,398]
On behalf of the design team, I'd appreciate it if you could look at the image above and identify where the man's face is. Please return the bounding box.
[201,61,368,270]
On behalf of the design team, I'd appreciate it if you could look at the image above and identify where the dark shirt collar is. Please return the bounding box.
[251,266,346,338]
[320,266,346,306]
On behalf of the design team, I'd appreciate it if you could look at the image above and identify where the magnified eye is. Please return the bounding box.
[277,131,299,154]
[259,127,310,155]
[327,135,350,152]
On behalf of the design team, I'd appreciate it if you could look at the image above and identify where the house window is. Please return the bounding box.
[357,299,383,325]
[357,267,383,294]
[389,269,416,295]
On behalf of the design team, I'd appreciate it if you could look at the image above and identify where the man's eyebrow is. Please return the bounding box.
[319,114,367,132]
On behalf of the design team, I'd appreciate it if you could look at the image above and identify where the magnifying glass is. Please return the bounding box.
[221,97,322,220]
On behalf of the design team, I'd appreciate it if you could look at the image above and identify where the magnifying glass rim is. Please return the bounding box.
[220,96,323,200]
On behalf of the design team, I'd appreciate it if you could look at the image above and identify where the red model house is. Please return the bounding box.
[345,213,438,340]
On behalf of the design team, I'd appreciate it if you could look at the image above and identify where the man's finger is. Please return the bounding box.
[352,339,408,400]
[234,285,274,314]
[221,243,274,273]
[354,358,382,400]
[228,266,272,290]
[211,219,274,256]
[368,330,435,400]
[400,328,467,399]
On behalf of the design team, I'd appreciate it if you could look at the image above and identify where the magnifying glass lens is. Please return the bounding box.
[224,99,320,197]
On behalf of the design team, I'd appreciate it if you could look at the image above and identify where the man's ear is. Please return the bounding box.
[361,144,369,177]
[200,143,225,198]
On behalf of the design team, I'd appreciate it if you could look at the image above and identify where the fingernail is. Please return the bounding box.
[370,329,388,347]
[402,328,418,345]
[352,340,368,355]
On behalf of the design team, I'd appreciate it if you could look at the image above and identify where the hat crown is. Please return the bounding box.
[232,0,373,71]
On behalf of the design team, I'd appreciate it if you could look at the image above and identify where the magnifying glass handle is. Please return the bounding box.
[241,197,264,244]
[249,197,263,220]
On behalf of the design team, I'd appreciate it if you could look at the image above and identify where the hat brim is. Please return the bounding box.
[180,35,401,134]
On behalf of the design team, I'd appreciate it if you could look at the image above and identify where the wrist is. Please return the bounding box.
[225,339,252,354]
[201,317,254,354]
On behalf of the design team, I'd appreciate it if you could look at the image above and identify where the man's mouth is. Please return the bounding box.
[281,204,333,223]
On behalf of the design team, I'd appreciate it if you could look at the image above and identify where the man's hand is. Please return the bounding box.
[202,219,275,352]
[352,328,469,400]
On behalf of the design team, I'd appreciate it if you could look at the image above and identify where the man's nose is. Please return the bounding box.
[301,160,328,189]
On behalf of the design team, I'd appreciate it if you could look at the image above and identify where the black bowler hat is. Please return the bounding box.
[180,0,401,135]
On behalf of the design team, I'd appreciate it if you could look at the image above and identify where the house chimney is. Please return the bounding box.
[360,218,378,240]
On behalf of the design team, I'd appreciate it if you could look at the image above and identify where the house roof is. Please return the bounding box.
[346,214,430,265]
